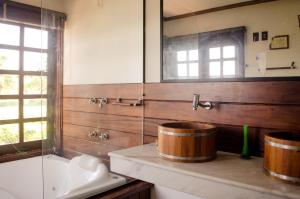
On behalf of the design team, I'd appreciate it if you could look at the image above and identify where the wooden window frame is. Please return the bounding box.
[0,20,52,155]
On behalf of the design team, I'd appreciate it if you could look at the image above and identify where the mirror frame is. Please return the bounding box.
[159,0,300,83]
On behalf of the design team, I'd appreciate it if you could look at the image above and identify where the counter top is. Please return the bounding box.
[109,143,300,199]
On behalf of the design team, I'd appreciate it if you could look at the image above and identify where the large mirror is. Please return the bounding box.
[162,0,300,82]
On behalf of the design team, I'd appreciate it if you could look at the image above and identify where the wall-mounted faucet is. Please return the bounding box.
[192,94,212,110]
[88,128,109,141]
[89,97,108,108]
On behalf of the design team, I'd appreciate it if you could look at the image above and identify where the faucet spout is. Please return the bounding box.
[192,94,212,110]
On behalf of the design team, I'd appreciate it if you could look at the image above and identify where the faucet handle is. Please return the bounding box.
[193,94,200,110]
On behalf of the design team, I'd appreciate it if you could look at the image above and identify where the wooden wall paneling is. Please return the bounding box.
[143,136,157,145]
[63,98,143,117]
[63,84,143,99]
[63,111,143,134]
[63,124,142,148]
[63,136,124,160]
[144,82,300,104]
[144,101,300,131]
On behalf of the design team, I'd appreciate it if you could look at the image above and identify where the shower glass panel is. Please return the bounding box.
[41,0,144,198]
[0,1,47,199]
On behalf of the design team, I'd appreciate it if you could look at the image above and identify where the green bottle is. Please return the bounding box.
[241,125,250,159]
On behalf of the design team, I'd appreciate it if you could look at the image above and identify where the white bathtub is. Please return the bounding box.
[0,154,126,199]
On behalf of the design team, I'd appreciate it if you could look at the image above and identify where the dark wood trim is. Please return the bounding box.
[0,148,42,163]
[1,0,66,18]
[89,180,153,199]
[164,0,279,21]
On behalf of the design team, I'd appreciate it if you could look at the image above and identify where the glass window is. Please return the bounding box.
[209,47,221,59]
[177,51,187,62]
[24,27,48,49]
[0,49,19,70]
[24,76,47,95]
[223,46,235,58]
[24,99,47,118]
[178,64,187,77]
[0,23,20,46]
[0,75,19,95]
[223,61,236,76]
[209,61,221,77]
[188,50,198,61]
[24,51,48,72]
[189,63,199,77]
[0,124,19,145]
[0,100,19,120]
[24,121,47,142]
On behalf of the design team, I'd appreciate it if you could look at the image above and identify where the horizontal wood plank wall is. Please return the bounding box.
[63,84,143,161]
[144,82,300,156]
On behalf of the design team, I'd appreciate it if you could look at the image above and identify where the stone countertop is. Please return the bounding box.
[108,143,300,199]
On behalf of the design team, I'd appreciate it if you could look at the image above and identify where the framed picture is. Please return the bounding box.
[270,35,289,50]
[298,15,300,28]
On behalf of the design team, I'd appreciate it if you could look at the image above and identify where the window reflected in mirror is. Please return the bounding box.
[162,0,300,82]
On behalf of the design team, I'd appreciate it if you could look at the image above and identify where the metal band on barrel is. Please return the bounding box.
[264,168,300,183]
[265,140,300,151]
[159,152,215,161]
[159,130,215,137]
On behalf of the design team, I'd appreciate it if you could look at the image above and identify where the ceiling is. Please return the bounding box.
[163,0,254,17]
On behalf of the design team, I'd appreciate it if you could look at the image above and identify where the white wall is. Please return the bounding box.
[63,0,143,85]
[145,0,161,83]
[164,0,300,78]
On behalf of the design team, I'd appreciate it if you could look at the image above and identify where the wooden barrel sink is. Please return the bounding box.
[158,122,217,163]
[264,132,300,184]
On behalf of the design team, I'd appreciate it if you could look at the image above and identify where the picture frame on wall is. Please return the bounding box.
[298,15,300,27]
[270,35,289,50]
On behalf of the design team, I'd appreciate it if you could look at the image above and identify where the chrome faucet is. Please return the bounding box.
[192,94,212,110]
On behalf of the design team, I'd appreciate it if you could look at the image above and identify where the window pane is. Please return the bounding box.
[24,27,48,49]
[24,76,47,95]
[24,121,47,142]
[177,64,187,77]
[188,50,198,61]
[223,61,236,76]
[0,124,19,145]
[24,99,47,118]
[177,51,187,62]
[209,47,220,59]
[24,51,48,72]
[0,23,20,46]
[223,46,235,58]
[0,100,18,120]
[0,49,19,70]
[209,61,221,77]
[189,63,199,77]
[0,75,19,95]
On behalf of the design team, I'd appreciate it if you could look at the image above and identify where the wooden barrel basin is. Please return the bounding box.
[264,132,300,184]
[158,122,217,163]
